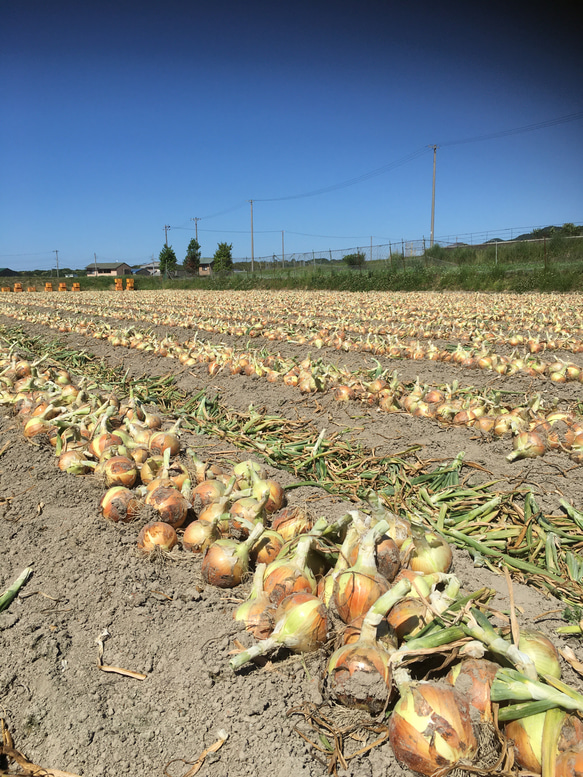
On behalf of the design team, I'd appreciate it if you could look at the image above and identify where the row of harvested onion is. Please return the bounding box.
[3,349,583,776]
[1,308,581,466]
[5,289,583,355]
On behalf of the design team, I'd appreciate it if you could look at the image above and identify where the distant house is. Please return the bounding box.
[86,262,133,277]
[199,258,214,276]
[134,261,161,276]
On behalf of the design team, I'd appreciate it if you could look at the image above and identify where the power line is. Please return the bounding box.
[437,110,583,148]
[255,147,430,202]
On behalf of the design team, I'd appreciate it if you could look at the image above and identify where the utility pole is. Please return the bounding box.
[281,230,284,268]
[249,200,254,272]
[54,250,59,278]
[190,217,200,242]
[164,225,171,247]
[429,145,438,247]
[94,252,98,276]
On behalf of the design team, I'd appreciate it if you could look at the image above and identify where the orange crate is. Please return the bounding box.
[14,283,23,292]
[72,282,81,291]
[27,287,37,292]
[125,278,135,290]
[58,282,67,291]
[45,282,53,292]
[1,287,11,292]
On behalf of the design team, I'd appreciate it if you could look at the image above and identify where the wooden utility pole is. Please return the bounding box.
[191,217,200,241]
[94,252,98,275]
[249,200,254,272]
[429,145,438,247]
[54,250,59,278]
[281,230,284,268]
[164,225,171,247]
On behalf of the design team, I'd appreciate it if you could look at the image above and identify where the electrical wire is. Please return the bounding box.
[254,147,430,202]
[436,110,583,147]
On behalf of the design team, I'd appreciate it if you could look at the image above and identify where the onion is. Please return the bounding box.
[506,711,545,773]
[385,596,430,641]
[229,491,269,530]
[271,506,315,541]
[137,521,178,552]
[148,419,182,456]
[501,627,562,680]
[556,749,583,777]
[327,577,411,712]
[249,469,286,514]
[348,532,401,583]
[263,533,317,605]
[507,430,547,462]
[232,563,275,640]
[58,449,93,475]
[389,681,478,776]
[100,486,141,523]
[250,529,285,565]
[366,490,411,548]
[445,658,500,722]
[145,483,190,529]
[230,592,327,670]
[97,455,139,489]
[191,477,228,506]
[333,521,391,624]
[400,528,452,574]
[182,516,221,553]
[202,522,264,588]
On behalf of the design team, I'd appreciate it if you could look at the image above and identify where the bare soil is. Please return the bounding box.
[1,314,582,777]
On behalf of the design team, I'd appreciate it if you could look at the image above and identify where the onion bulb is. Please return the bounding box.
[145,483,190,529]
[232,563,274,640]
[97,455,139,489]
[202,522,264,588]
[100,486,141,523]
[263,533,317,605]
[182,516,221,553]
[230,592,327,670]
[445,658,500,722]
[58,449,93,475]
[137,521,178,552]
[505,712,546,773]
[507,430,547,462]
[389,681,478,776]
[400,528,452,574]
[271,506,315,541]
[333,521,391,624]
[250,529,285,565]
[327,577,411,713]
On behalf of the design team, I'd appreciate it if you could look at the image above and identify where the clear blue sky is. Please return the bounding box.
[1,0,582,271]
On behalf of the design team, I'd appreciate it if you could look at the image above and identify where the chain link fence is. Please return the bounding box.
[236,228,583,273]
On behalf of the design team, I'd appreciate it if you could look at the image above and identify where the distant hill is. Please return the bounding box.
[515,223,582,240]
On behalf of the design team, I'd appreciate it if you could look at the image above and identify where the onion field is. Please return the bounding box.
[0,289,582,777]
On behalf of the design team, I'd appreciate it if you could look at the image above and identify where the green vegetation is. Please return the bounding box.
[342,251,366,267]
[4,224,582,294]
[213,241,233,274]
[158,244,178,276]
[183,238,201,275]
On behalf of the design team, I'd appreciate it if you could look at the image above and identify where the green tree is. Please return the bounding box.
[562,222,579,236]
[213,242,233,273]
[184,238,201,274]
[342,251,366,268]
[159,244,177,276]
